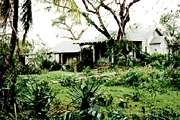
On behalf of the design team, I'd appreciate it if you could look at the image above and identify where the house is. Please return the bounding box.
[71,26,170,64]
[148,29,168,54]
[127,26,169,55]
[48,26,169,65]
[74,37,108,63]
[50,40,81,65]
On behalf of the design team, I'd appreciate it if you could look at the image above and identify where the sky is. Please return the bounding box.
[27,0,180,48]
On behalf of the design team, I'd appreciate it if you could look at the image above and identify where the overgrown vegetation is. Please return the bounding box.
[1,0,180,119]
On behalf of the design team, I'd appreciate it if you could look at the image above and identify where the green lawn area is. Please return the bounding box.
[18,67,180,118]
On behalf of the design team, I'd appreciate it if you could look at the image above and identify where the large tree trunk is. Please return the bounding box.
[0,0,19,114]
[9,0,19,112]
[0,0,19,83]
[8,0,19,66]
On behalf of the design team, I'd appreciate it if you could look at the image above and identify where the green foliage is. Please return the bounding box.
[62,106,104,120]
[20,48,51,74]
[122,71,142,87]
[16,79,54,119]
[96,93,113,107]
[0,35,10,69]
[107,108,127,120]
[165,66,180,90]
[159,10,180,55]
[52,0,80,21]
[16,66,180,119]
[145,107,180,120]
[69,79,100,110]
[97,57,110,66]
[107,38,135,66]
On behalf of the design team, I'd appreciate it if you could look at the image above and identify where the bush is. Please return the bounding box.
[16,79,54,119]
[107,108,127,120]
[69,79,101,110]
[122,71,142,87]
[165,66,180,90]
[50,61,62,71]
[97,57,110,66]
[145,107,180,120]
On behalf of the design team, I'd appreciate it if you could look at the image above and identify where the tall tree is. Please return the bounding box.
[81,0,140,43]
[159,10,180,55]
[51,0,140,42]
[0,0,32,85]
[49,0,141,63]
[0,0,32,116]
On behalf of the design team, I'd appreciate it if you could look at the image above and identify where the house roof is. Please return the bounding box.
[149,28,165,45]
[51,40,81,53]
[126,26,155,42]
[150,36,164,44]
[74,38,107,44]
[73,34,108,44]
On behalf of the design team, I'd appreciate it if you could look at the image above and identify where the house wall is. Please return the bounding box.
[148,32,168,55]
[140,31,169,55]
[148,42,168,55]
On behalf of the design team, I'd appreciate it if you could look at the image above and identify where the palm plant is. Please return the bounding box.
[69,79,100,110]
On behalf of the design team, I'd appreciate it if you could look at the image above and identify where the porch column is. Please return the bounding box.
[61,53,63,64]
[92,45,95,63]
[58,54,61,64]
[80,52,82,61]
[111,48,114,64]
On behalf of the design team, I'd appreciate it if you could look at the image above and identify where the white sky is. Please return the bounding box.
[27,0,180,48]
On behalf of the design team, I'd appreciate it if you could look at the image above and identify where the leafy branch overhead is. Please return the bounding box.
[46,0,81,20]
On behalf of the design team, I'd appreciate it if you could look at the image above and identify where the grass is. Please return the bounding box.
[18,67,180,117]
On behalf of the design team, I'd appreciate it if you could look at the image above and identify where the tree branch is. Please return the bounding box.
[82,0,96,13]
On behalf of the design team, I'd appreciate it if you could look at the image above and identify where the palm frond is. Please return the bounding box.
[21,0,32,45]
[53,0,80,21]
[0,0,10,26]
[0,0,10,17]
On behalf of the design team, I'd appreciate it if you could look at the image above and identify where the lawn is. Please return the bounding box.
[18,66,180,119]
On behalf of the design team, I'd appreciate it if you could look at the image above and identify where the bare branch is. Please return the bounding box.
[82,0,96,13]
[77,28,87,40]
[81,0,140,42]
[128,0,140,8]
[60,36,74,40]
[82,12,112,40]
[101,2,120,27]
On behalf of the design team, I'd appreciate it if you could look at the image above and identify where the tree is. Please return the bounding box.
[51,0,140,42]
[51,0,141,63]
[0,0,32,117]
[0,0,32,84]
[81,0,140,43]
[159,10,180,55]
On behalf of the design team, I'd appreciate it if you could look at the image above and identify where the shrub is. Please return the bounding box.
[16,79,54,119]
[97,57,110,66]
[165,66,180,89]
[107,108,127,120]
[145,107,180,120]
[50,61,62,71]
[122,71,142,87]
[69,79,101,110]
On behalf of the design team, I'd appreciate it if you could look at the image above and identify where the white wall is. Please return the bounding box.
[147,32,168,54]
